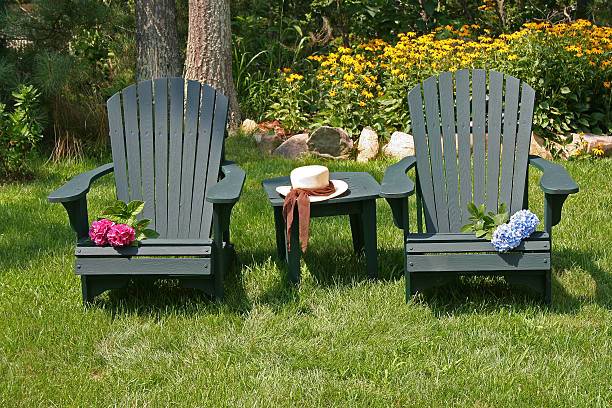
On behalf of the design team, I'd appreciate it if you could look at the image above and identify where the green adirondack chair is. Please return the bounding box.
[47,78,245,304]
[381,70,578,303]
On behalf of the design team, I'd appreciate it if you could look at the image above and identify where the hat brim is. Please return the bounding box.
[276,179,349,202]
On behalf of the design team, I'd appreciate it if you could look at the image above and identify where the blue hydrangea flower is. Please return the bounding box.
[509,209,539,239]
[491,223,523,252]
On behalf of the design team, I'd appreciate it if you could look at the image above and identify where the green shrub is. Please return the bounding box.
[0,85,45,180]
[270,20,612,140]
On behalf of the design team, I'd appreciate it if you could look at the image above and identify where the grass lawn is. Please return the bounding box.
[1,134,611,407]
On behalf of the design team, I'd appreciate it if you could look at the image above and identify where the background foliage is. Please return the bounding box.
[0,0,610,181]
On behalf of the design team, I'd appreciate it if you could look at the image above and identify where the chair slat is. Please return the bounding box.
[408,84,437,231]
[438,71,461,231]
[471,69,487,207]
[167,77,185,238]
[511,83,536,213]
[407,252,550,272]
[178,80,202,237]
[485,71,503,213]
[455,69,472,226]
[153,78,169,237]
[122,84,142,202]
[137,80,155,224]
[189,86,216,238]
[107,92,129,202]
[423,75,450,232]
[200,93,228,238]
[499,75,520,210]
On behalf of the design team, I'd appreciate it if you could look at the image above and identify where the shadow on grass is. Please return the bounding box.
[402,247,611,317]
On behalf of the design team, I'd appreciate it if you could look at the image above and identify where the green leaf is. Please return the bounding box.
[461,224,473,233]
[498,202,506,214]
[484,232,493,240]
[493,213,508,225]
[475,230,487,238]
[477,204,485,217]
[560,86,571,94]
[142,229,160,239]
[126,200,145,217]
[467,202,478,216]
[135,218,151,229]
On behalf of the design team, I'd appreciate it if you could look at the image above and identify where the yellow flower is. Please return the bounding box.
[343,72,355,81]
[593,144,604,156]
[329,90,337,97]
[507,54,518,60]
[398,73,407,80]
[361,90,374,98]
[283,68,291,72]
[285,76,295,83]
[605,82,611,88]
[358,101,366,106]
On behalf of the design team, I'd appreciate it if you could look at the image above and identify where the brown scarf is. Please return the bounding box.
[282,182,336,252]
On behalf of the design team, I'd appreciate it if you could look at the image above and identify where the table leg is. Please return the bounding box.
[273,207,286,259]
[349,213,364,253]
[362,200,378,279]
[285,208,301,284]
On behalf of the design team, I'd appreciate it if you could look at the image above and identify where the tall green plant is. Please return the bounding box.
[0,85,45,180]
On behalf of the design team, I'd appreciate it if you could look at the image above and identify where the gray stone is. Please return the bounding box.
[240,118,258,135]
[356,127,379,163]
[382,131,415,159]
[257,133,282,154]
[273,133,309,159]
[307,126,353,159]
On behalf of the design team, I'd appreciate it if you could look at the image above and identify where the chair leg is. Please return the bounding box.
[361,200,377,279]
[349,213,364,253]
[544,269,552,305]
[81,276,92,305]
[405,272,412,303]
[80,275,129,305]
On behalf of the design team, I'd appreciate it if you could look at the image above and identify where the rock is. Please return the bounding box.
[356,127,379,163]
[307,126,353,159]
[240,119,258,135]
[529,133,553,160]
[257,133,282,154]
[273,133,309,159]
[382,131,415,159]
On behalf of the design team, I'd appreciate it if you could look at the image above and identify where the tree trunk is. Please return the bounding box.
[184,0,241,126]
[134,0,182,81]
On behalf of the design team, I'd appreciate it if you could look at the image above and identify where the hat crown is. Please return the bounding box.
[290,165,329,189]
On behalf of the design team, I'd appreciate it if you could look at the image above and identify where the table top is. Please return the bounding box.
[261,171,381,207]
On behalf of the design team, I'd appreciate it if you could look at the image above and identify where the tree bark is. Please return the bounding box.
[184,0,241,125]
[134,0,182,81]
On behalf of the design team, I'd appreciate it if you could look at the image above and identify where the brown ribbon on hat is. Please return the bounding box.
[282,182,336,252]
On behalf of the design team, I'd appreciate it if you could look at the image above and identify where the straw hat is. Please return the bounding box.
[276,165,348,202]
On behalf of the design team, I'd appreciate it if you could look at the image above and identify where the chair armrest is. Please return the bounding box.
[528,155,578,234]
[47,163,114,203]
[528,155,579,195]
[380,156,417,198]
[205,161,246,204]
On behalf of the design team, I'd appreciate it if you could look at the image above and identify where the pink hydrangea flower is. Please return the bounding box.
[107,224,136,247]
[89,218,115,246]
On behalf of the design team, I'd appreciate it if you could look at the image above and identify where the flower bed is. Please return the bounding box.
[269,20,612,141]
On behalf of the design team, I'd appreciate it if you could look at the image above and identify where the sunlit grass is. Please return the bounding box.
[0,135,610,407]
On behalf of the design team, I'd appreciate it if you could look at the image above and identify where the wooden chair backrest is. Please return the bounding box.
[408,69,536,233]
[106,78,229,239]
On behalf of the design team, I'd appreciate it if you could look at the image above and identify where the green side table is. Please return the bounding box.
[262,172,380,283]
